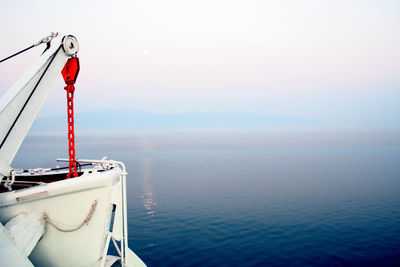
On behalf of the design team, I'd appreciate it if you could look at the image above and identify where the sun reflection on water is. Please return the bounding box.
[141,157,156,218]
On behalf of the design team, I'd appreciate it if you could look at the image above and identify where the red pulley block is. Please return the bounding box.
[61,57,80,179]
[62,57,80,85]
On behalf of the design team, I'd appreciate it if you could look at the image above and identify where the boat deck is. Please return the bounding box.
[0,164,107,193]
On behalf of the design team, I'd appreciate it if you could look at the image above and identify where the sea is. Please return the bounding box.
[13,129,400,266]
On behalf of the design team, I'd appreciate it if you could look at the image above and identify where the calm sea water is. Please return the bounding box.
[14,129,400,266]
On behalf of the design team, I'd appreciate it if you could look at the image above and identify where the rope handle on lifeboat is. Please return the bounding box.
[42,199,98,233]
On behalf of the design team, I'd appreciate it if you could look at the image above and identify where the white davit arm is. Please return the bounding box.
[0,34,79,177]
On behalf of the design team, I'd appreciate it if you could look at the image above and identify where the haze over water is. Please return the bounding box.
[14,129,400,266]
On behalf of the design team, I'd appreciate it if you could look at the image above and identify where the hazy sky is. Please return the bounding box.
[0,0,399,128]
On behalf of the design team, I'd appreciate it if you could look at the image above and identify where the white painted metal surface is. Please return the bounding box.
[56,159,146,267]
[4,211,44,256]
[0,34,76,177]
[0,222,33,267]
[1,167,116,266]
[126,248,147,267]
[0,164,146,266]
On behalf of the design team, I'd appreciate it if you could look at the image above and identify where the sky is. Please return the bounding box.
[0,0,399,129]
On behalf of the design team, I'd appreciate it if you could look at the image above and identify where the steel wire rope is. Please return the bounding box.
[0,45,35,63]
[0,45,62,149]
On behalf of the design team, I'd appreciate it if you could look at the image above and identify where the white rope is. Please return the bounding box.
[4,170,15,191]
[42,200,98,233]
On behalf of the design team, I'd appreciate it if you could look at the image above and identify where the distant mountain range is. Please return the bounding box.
[30,109,317,132]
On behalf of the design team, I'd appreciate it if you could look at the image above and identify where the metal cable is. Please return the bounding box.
[0,45,35,63]
[0,32,58,63]
[0,45,62,149]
